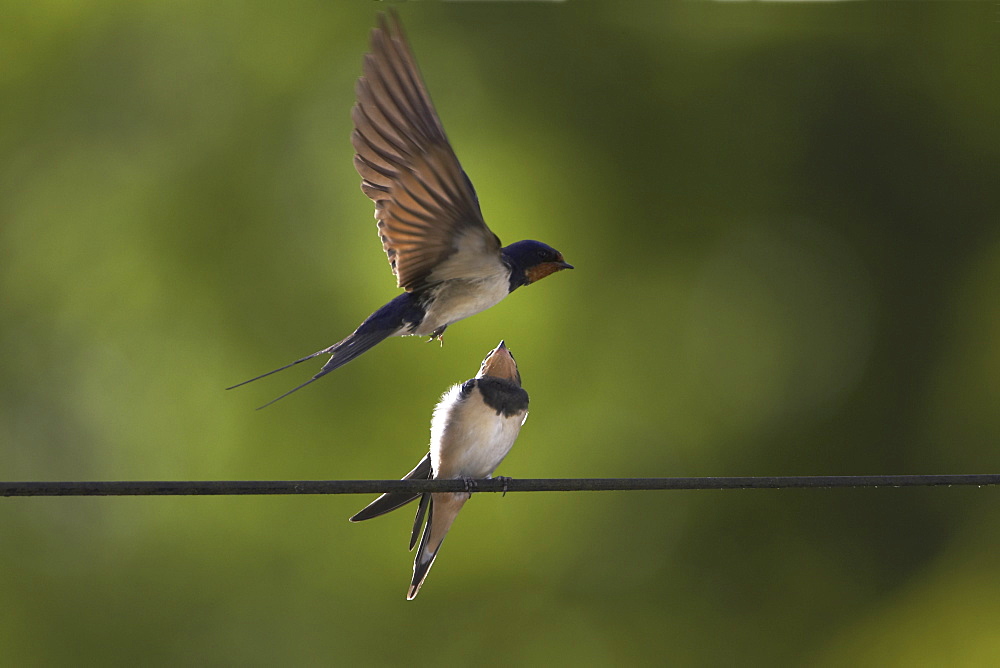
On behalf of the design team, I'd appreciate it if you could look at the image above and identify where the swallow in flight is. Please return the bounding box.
[350,340,528,599]
[228,14,571,407]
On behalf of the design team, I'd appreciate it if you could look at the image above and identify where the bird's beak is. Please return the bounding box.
[478,340,521,384]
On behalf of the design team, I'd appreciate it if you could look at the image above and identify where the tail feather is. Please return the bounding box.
[225,349,329,390]
[407,493,466,600]
[408,501,438,600]
[228,323,399,409]
[350,454,432,523]
[409,493,430,550]
[253,370,333,410]
[227,293,422,408]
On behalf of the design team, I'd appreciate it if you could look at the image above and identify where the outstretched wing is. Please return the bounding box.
[353,12,502,292]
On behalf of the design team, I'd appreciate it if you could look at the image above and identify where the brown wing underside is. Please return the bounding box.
[353,13,500,292]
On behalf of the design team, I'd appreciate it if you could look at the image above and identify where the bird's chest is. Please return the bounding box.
[432,391,526,480]
[415,274,510,336]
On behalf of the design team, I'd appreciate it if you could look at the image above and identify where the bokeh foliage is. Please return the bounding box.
[2,2,999,665]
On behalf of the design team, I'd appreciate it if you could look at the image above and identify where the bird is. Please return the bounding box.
[350,340,529,600]
[227,13,572,408]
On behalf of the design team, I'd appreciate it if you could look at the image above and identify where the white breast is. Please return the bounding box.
[430,383,527,480]
[411,229,510,336]
[415,276,510,336]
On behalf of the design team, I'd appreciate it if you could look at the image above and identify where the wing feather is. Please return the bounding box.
[353,12,500,291]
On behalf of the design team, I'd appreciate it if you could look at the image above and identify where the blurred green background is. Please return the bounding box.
[3,1,999,665]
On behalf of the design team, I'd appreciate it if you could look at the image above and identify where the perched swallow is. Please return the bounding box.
[228,14,571,408]
[350,340,528,599]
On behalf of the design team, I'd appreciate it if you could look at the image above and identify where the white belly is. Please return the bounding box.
[430,384,526,480]
[412,273,510,337]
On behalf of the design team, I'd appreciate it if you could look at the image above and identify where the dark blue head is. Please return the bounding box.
[501,240,573,291]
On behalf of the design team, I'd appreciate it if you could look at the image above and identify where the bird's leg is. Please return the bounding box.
[427,324,447,346]
[495,476,512,496]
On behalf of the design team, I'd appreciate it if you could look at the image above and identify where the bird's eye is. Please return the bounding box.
[537,249,549,259]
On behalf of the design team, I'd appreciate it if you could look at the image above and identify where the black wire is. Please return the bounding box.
[2,474,999,497]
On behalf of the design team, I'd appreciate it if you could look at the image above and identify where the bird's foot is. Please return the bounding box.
[462,476,478,495]
[427,325,447,347]
[496,476,512,497]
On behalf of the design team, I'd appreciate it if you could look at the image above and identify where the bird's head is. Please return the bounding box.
[502,240,573,289]
[476,340,521,386]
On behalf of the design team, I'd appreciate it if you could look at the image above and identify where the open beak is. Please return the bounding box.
[478,340,521,384]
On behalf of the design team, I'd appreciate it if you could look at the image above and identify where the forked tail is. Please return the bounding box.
[226,323,398,409]
[227,292,422,408]
[407,493,466,600]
